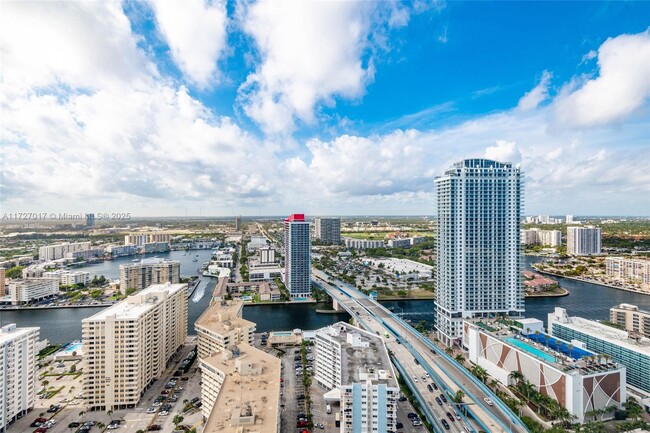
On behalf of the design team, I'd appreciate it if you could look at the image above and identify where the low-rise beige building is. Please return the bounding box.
[610,303,650,339]
[82,283,188,411]
[606,257,650,287]
[195,301,255,362]
[195,300,280,433]
[200,345,280,433]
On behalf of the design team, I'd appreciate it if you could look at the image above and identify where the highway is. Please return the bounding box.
[313,269,528,433]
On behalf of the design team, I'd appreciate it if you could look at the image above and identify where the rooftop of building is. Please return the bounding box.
[195,300,255,336]
[611,303,649,314]
[202,345,281,433]
[119,258,180,268]
[551,310,650,355]
[0,323,39,344]
[466,319,625,376]
[317,321,397,386]
[83,283,186,321]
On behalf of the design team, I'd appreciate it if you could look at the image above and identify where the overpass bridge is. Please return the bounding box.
[313,269,528,433]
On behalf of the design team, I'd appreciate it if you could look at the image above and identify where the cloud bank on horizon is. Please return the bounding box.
[1,1,649,216]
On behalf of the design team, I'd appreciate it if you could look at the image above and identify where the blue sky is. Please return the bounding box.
[1,1,649,216]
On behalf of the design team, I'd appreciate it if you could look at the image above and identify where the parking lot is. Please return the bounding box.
[10,339,205,433]
[279,346,309,432]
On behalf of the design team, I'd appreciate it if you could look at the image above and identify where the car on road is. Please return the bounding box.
[432,382,438,390]
[412,377,418,383]
[484,397,493,406]
[440,393,448,403]
[412,420,423,426]
[446,412,455,422]
[440,419,450,430]
[396,422,404,428]
[407,413,418,419]
[435,397,443,405]
[454,410,461,420]
[427,384,433,392]
[398,396,407,402]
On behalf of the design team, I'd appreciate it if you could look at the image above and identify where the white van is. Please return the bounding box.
[326,404,332,414]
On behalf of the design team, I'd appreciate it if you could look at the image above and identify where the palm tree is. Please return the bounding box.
[96,422,105,432]
[544,334,551,348]
[172,415,184,429]
[79,411,86,422]
[470,365,488,383]
[455,354,465,365]
[107,409,113,422]
[567,343,573,359]
[508,370,524,386]
[534,330,541,342]
[445,346,454,355]
[452,390,465,404]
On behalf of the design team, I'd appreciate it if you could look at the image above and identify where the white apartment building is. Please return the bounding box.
[43,270,91,286]
[248,261,283,282]
[606,257,650,286]
[343,238,385,249]
[610,304,650,339]
[548,307,650,397]
[119,258,180,291]
[314,217,341,245]
[284,214,311,297]
[259,246,276,264]
[8,278,59,305]
[82,283,188,410]
[314,322,398,433]
[39,242,91,261]
[247,236,268,252]
[567,226,601,256]
[434,159,524,346]
[0,324,39,432]
[105,245,137,257]
[521,229,562,246]
[387,238,411,248]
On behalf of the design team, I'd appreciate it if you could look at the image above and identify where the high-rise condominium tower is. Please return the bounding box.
[284,214,311,297]
[314,217,341,245]
[435,159,524,346]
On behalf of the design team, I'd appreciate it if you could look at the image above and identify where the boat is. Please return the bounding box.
[195,254,199,257]
[132,259,139,262]
[193,258,198,262]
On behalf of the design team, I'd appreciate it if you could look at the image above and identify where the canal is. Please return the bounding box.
[1,255,648,343]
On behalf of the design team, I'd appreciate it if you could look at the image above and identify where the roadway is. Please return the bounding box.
[313,269,528,433]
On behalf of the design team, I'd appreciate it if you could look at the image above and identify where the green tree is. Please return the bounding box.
[172,415,184,429]
[454,354,466,365]
[107,409,113,421]
[96,422,105,431]
[5,266,24,279]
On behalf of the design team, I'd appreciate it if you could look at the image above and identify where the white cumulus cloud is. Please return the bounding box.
[554,30,650,127]
[238,0,375,134]
[517,70,552,111]
[150,0,229,87]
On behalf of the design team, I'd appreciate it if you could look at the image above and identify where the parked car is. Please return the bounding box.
[407,413,418,419]
[412,420,423,426]
[396,422,404,429]
[146,407,157,414]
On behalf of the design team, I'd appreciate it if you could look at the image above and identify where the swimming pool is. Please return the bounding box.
[62,342,82,354]
[505,337,556,363]
[271,331,293,336]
